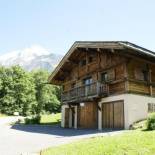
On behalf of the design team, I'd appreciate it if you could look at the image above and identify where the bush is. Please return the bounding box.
[147,114,155,130]
[24,115,41,124]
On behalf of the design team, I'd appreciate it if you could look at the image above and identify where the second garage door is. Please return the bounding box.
[102,100,124,129]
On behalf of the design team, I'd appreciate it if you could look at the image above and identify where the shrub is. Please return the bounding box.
[24,115,41,124]
[147,113,155,130]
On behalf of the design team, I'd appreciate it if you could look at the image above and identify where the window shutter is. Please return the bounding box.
[107,69,115,81]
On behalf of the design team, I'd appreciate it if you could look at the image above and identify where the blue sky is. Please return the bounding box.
[0,0,155,55]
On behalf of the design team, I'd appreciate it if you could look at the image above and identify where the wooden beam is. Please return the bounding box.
[148,65,153,96]
[124,62,129,92]
[97,48,100,52]
[97,51,101,81]
[60,68,70,74]
[86,50,88,73]
[98,105,101,111]
[111,49,115,53]
[67,59,79,65]
[77,43,124,50]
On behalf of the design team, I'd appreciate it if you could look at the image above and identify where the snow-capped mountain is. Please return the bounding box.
[0,45,62,71]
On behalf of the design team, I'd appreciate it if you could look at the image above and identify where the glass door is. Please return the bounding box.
[83,77,93,96]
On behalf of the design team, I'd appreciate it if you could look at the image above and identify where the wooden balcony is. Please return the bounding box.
[61,82,108,103]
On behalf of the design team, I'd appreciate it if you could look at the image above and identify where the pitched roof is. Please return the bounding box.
[48,41,155,83]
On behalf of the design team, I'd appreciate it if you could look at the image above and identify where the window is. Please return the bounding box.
[143,70,149,81]
[71,82,76,89]
[83,77,93,96]
[135,67,148,81]
[148,103,155,113]
[83,77,93,85]
[79,59,86,66]
[101,69,115,82]
[101,72,108,82]
[88,56,93,63]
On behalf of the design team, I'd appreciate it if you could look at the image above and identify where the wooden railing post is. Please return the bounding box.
[97,82,100,95]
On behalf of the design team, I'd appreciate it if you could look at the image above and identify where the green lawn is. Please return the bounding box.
[40,113,61,125]
[41,130,155,155]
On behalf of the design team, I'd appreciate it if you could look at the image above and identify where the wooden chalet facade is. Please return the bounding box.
[49,41,155,130]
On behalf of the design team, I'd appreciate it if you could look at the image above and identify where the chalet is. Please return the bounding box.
[48,41,155,130]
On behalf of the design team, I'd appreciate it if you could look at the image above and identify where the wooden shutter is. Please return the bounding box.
[107,69,115,81]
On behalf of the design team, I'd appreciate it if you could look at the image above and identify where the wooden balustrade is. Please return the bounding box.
[61,82,108,103]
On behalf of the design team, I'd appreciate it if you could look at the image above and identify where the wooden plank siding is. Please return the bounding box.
[128,81,150,95]
[127,60,155,96]
[109,81,126,95]
[152,86,155,96]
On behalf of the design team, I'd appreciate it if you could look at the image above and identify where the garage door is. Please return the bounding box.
[102,101,124,129]
[77,102,98,128]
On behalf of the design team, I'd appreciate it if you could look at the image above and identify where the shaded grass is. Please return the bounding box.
[41,130,155,155]
[18,113,61,125]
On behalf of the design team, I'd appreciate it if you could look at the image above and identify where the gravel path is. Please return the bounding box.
[0,117,124,155]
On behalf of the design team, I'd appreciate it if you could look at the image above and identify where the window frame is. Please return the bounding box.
[79,59,86,67]
[148,103,155,113]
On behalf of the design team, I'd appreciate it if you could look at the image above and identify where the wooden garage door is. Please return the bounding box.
[102,101,124,129]
[77,102,98,128]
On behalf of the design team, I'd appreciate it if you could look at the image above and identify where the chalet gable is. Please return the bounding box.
[49,41,155,84]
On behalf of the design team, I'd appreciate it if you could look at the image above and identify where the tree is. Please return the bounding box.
[0,66,36,116]
[31,69,60,114]
[0,66,61,116]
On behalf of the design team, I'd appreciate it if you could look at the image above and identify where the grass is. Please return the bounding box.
[40,113,61,125]
[41,130,155,155]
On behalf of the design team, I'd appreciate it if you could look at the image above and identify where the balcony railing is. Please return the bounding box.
[61,82,107,103]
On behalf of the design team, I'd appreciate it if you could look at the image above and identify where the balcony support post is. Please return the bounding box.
[69,107,72,128]
[74,106,78,129]
[98,102,102,130]
[61,104,69,128]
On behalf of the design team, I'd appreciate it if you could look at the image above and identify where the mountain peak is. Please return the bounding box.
[0,45,62,71]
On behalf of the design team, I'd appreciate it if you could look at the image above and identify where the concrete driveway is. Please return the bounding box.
[0,117,124,155]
